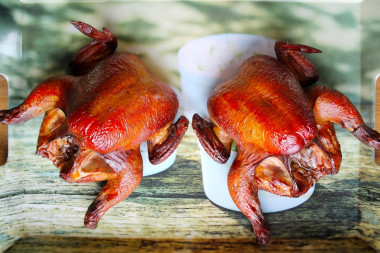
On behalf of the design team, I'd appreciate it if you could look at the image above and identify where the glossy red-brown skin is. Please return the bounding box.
[69,20,118,76]
[275,41,321,87]
[67,52,178,154]
[204,53,319,245]
[0,76,77,125]
[253,85,380,199]
[208,55,317,156]
[194,41,380,246]
[0,21,188,229]
[228,150,270,245]
[307,86,363,130]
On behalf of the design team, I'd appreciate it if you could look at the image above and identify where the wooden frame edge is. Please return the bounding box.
[0,74,8,166]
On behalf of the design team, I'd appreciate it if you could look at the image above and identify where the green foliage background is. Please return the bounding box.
[0,1,378,107]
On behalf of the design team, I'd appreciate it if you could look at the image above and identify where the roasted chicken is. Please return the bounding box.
[0,21,189,228]
[192,41,380,245]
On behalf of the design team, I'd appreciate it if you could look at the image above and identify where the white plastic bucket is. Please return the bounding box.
[141,86,182,176]
[178,34,315,212]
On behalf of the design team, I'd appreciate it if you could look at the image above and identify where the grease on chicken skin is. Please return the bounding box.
[0,21,189,228]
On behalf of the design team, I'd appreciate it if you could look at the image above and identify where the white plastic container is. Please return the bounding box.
[178,34,276,119]
[140,141,176,176]
[141,86,182,176]
[178,34,315,213]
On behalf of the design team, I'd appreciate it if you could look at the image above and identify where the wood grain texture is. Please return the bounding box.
[0,116,378,252]
[358,144,380,251]
[0,75,8,166]
[375,76,380,165]
[7,236,376,253]
[358,78,380,251]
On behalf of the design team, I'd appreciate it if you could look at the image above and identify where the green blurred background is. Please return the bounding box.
[0,0,379,110]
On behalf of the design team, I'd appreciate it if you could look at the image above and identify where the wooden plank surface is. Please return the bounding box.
[358,74,380,251]
[0,90,377,252]
[7,236,376,253]
[0,75,8,166]
[0,118,377,252]
[375,76,380,164]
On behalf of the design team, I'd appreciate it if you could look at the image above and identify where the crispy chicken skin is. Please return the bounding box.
[0,21,189,228]
[193,41,380,245]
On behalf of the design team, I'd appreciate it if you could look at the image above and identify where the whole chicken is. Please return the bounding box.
[0,21,189,228]
[193,41,380,245]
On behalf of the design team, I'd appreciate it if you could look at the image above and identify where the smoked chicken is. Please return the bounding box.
[0,21,189,228]
[192,41,380,245]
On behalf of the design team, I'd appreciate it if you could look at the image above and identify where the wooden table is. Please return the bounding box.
[375,77,380,165]
[0,77,379,252]
[0,75,7,166]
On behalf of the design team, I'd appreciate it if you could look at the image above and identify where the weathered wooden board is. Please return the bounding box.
[7,236,376,253]
[358,76,380,251]
[0,75,7,166]
[0,78,378,252]
[0,118,377,252]
[375,76,380,165]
